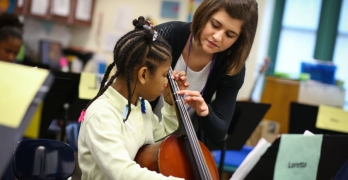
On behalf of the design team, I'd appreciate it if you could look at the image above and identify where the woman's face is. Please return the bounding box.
[0,36,22,63]
[199,9,243,54]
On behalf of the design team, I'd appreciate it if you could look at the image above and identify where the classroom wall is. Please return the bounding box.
[68,0,276,100]
[242,0,275,101]
[68,0,189,62]
[22,17,72,61]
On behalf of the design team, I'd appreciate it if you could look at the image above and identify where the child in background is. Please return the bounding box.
[0,13,23,63]
[77,16,188,180]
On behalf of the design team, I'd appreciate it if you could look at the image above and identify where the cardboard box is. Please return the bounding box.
[246,120,280,146]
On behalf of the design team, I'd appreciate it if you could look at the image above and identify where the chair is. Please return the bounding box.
[13,139,76,180]
[212,145,254,173]
[334,159,348,180]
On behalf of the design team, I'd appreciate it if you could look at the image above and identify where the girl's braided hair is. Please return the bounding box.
[79,16,172,122]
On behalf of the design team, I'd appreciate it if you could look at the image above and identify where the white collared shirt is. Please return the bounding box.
[78,87,183,180]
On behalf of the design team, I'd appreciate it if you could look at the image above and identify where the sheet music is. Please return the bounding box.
[79,72,99,100]
[230,138,271,180]
[23,103,43,138]
[75,0,92,21]
[52,0,70,17]
[30,0,49,16]
[0,62,49,129]
[273,134,323,180]
[316,105,348,133]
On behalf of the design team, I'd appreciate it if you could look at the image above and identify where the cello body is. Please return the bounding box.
[134,135,219,180]
[135,68,219,179]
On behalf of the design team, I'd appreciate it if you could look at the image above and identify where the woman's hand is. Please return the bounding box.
[163,70,189,105]
[171,70,189,90]
[176,90,209,117]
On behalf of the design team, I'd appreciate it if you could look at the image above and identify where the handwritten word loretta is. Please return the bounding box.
[288,162,307,168]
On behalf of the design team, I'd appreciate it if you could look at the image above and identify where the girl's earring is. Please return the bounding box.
[228,49,231,55]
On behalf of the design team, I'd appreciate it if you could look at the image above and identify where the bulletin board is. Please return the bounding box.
[187,0,202,22]
[160,1,180,19]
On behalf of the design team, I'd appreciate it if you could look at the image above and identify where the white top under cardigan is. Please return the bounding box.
[78,87,184,180]
[153,54,211,119]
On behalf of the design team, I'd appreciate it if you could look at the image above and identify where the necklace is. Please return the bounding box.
[185,35,217,111]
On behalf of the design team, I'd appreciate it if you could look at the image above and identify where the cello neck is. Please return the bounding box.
[167,68,213,180]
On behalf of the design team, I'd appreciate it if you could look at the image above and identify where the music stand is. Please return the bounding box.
[211,101,271,177]
[226,102,271,150]
[39,71,81,140]
[0,72,53,177]
[68,96,90,122]
[245,135,348,180]
[289,102,347,135]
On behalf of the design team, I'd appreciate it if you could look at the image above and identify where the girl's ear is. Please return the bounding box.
[137,67,148,85]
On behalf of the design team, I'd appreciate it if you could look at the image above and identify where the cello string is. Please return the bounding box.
[169,69,206,164]
[168,69,211,179]
[176,86,211,179]
[169,70,203,159]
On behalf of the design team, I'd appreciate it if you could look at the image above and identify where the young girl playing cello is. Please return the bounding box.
[77,16,188,180]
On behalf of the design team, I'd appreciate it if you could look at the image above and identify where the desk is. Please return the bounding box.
[260,76,345,134]
[260,77,299,134]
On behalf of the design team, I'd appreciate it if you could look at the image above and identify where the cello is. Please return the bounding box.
[134,68,219,180]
